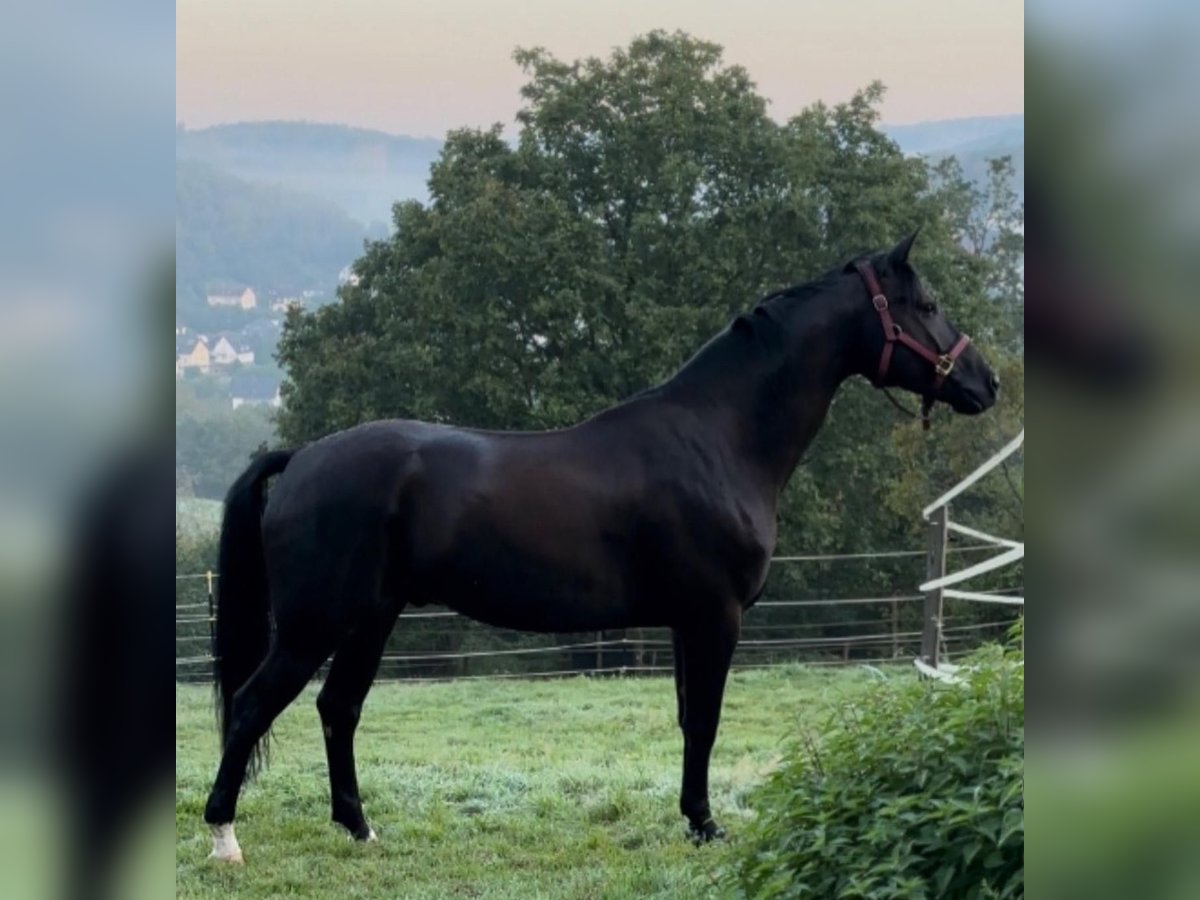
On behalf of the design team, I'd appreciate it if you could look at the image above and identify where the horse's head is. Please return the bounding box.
[851,231,999,416]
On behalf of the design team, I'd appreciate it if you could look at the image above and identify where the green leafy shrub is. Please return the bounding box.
[723,640,1023,899]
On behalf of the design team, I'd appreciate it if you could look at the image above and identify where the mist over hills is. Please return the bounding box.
[884,114,1024,193]
[177,121,440,227]
[884,114,1023,155]
[177,114,1022,231]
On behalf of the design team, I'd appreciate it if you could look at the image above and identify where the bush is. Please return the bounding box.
[722,638,1024,899]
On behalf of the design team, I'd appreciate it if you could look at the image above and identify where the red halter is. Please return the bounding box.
[854,261,971,391]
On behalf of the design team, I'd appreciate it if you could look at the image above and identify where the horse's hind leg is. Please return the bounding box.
[317,610,399,840]
[203,639,331,861]
[672,630,687,728]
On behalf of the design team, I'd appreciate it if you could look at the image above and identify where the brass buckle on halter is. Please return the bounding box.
[871,294,888,311]
[935,354,955,377]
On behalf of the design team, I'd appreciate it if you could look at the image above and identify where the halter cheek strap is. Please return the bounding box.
[854,261,972,390]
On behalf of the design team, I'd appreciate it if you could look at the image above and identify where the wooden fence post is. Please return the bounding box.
[205,569,216,683]
[921,505,948,667]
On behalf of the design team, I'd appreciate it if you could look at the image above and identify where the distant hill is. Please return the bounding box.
[177,116,1021,231]
[176,160,368,324]
[884,114,1024,195]
[176,121,442,227]
[884,114,1023,155]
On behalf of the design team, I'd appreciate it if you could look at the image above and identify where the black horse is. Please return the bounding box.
[204,233,998,861]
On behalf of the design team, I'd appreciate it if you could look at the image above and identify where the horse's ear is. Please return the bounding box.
[888,228,920,266]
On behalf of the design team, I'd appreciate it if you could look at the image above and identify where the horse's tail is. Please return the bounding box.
[214,449,293,776]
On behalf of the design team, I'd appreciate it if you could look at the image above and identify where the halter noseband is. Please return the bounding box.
[854,260,972,429]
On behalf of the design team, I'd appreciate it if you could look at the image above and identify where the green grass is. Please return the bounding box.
[176,665,884,899]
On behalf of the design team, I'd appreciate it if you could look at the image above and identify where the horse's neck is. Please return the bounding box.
[663,298,860,496]
[748,358,850,493]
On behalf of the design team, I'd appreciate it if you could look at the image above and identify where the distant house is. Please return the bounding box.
[210,334,255,366]
[175,337,211,377]
[206,287,257,310]
[230,374,281,410]
[269,296,304,313]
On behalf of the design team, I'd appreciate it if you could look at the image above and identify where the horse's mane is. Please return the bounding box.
[755,263,848,309]
[643,263,850,400]
[622,252,898,404]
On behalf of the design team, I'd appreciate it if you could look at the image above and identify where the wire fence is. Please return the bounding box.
[176,540,1022,684]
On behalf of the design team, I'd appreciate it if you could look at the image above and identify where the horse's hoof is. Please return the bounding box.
[688,818,727,844]
[338,820,377,842]
[208,823,244,863]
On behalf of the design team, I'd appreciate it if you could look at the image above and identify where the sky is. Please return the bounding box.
[177,0,1023,137]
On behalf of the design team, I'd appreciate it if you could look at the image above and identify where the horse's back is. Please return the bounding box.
[265,420,440,517]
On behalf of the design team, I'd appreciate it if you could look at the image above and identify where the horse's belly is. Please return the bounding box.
[418,556,637,633]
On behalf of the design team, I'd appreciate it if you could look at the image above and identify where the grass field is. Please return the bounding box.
[176,665,885,899]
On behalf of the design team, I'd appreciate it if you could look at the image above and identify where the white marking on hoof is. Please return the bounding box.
[208,823,244,864]
[365,827,378,842]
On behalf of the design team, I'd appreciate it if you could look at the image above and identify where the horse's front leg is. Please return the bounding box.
[674,604,740,843]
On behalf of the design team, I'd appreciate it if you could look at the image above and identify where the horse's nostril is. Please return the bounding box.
[989,372,1001,393]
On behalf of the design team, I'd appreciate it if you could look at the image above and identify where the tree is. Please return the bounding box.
[175,382,277,500]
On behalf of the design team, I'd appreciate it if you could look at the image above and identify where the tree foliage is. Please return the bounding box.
[276,31,1024,614]
[175,381,276,500]
[721,638,1024,899]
